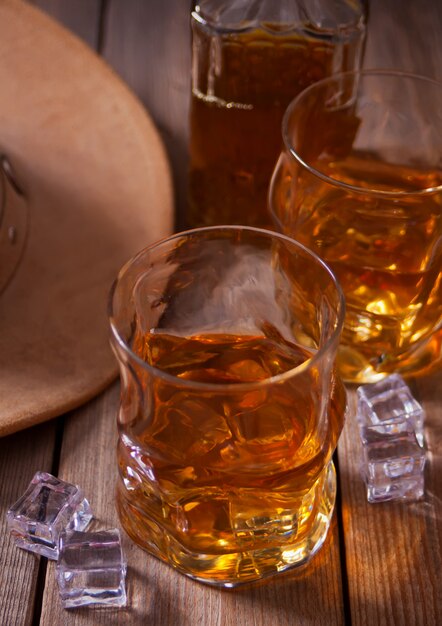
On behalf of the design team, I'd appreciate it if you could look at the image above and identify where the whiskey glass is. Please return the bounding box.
[269,71,442,383]
[109,226,346,586]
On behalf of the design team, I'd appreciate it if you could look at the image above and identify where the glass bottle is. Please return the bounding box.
[188,0,367,228]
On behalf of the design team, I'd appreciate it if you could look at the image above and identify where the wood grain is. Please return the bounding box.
[364,0,442,81]
[30,0,102,49]
[338,379,442,626]
[101,0,192,229]
[0,422,56,626]
[339,5,442,622]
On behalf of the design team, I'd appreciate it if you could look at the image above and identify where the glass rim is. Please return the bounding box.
[191,3,366,36]
[282,69,442,198]
[108,225,346,392]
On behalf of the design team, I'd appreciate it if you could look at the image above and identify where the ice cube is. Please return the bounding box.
[360,425,425,503]
[230,492,299,546]
[56,528,127,609]
[357,374,425,446]
[149,393,233,463]
[7,472,92,559]
[357,373,407,402]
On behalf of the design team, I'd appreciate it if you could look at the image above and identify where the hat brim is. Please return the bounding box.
[0,1,174,436]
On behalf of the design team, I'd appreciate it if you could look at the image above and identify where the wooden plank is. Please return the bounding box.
[217,527,344,626]
[338,378,442,626]
[363,0,442,81]
[0,421,57,626]
[39,383,346,625]
[38,385,125,625]
[101,0,192,229]
[29,0,102,50]
[338,1,442,623]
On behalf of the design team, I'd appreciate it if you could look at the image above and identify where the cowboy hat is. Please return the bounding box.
[0,0,173,436]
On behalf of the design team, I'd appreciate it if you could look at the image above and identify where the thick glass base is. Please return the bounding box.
[116,462,337,588]
[338,326,442,384]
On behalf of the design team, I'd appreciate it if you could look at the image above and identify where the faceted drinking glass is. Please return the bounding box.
[109,226,346,586]
[188,0,366,229]
[269,71,442,383]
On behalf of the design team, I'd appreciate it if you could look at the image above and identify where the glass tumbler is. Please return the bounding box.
[269,71,442,383]
[109,226,346,586]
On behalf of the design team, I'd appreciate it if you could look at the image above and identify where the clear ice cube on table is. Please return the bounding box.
[357,373,408,402]
[56,528,127,609]
[6,471,93,559]
[360,424,426,503]
[357,374,425,446]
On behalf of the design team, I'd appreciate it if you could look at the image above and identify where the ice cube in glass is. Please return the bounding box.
[361,425,425,503]
[6,471,93,559]
[56,528,127,609]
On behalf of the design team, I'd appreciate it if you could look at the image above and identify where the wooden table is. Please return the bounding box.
[1,1,442,624]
